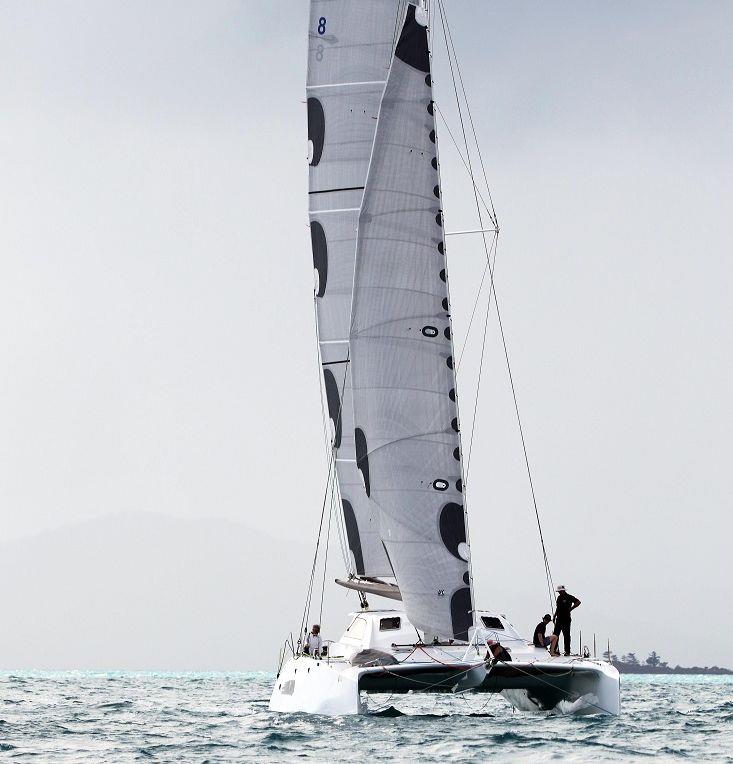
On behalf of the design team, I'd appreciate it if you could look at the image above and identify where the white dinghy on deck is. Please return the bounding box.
[271,0,620,717]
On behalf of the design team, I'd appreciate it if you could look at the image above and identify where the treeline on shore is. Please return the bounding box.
[602,651,732,675]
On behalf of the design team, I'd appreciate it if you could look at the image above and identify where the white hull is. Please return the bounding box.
[270,655,365,715]
[270,609,620,716]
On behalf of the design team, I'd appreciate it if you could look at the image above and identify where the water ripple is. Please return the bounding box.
[0,672,730,762]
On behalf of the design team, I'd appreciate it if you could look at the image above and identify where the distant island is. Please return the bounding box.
[602,651,732,676]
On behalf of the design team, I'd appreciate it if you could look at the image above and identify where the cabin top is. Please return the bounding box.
[335,609,527,653]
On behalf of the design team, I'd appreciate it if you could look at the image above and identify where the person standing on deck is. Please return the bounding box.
[304,624,322,657]
[553,586,581,656]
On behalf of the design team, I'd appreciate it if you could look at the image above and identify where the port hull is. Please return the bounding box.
[358,660,620,714]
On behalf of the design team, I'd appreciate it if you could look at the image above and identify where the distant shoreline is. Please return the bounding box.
[612,663,732,676]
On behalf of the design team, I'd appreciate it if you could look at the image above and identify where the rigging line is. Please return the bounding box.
[331,470,352,575]
[365,692,396,714]
[301,350,350,641]
[303,304,345,631]
[385,643,614,715]
[490,276,556,609]
[432,3,495,235]
[437,0,554,611]
[436,3,490,243]
[456,231,498,369]
[429,0,481,614]
[438,0,498,226]
[437,0,495,486]
[321,345,357,590]
[319,469,336,625]
[312,297,334,464]
[374,661,484,692]
[309,298,354,596]
[303,467,334,629]
[446,214,554,603]
[434,103,497,229]
[466,689,497,714]
[311,287,352,585]
[330,348,356,581]
[299,453,336,645]
[464,232,499,481]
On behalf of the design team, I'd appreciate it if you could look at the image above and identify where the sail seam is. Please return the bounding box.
[360,428,457,459]
[309,186,365,195]
[307,80,387,90]
[310,207,361,214]
[349,385,456,396]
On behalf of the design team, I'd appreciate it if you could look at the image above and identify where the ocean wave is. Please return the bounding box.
[0,673,729,762]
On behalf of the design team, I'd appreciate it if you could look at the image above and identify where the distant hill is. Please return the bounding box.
[0,512,325,671]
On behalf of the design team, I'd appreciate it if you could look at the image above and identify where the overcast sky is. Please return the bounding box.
[0,1,731,669]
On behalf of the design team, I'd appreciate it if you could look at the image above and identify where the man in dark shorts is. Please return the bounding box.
[553,585,581,656]
[533,613,559,655]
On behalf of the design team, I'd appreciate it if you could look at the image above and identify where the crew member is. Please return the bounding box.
[533,613,559,655]
[553,585,581,656]
[303,624,322,657]
[485,639,512,665]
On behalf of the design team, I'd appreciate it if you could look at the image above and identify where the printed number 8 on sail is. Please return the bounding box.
[317,17,327,35]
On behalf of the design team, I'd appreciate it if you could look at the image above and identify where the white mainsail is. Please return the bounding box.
[350,4,474,640]
[307,1,401,576]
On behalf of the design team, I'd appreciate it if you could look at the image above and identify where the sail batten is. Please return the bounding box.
[349,4,474,640]
[307,0,403,578]
[308,80,388,90]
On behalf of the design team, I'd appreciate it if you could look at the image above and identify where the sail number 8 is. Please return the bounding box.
[317,17,327,35]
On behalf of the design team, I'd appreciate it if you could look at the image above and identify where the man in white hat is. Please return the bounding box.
[553,586,581,656]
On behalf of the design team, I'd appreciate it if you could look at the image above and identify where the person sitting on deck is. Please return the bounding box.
[533,614,559,656]
[485,639,512,665]
[303,624,322,658]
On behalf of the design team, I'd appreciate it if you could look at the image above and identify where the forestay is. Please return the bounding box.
[307,0,401,576]
[349,4,474,640]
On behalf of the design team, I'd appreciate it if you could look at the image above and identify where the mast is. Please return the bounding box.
[349,3,474,641]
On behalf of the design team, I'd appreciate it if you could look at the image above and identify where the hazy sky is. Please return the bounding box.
[1,1,731,669]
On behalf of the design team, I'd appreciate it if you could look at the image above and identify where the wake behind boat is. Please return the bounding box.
[271,0,620,716]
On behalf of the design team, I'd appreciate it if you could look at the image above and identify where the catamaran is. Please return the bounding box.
[270,0,620,716]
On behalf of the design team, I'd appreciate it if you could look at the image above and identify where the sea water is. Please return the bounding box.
[0,671,731,761]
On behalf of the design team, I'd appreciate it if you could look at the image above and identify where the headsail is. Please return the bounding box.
[349,4,474,640]
[307,1,401,576]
